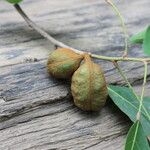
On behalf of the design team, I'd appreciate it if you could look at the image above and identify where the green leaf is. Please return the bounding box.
[6,0,22,4]
[143,26,150,55]
[125,121,150,150]
[108,85,150,136]
[130,29,146,44]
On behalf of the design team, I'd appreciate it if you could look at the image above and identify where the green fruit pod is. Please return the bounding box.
[71,54,108,111]
[47,48,84,79]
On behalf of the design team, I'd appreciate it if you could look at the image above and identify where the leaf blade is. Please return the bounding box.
[108,85,150,136]
[130,29,146,44]
[125,121,150,150]
[143,26,150,55]
[6,0,22,4]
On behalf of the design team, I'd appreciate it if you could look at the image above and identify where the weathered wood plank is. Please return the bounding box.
[0,0,150,150]
[0,60,149,150]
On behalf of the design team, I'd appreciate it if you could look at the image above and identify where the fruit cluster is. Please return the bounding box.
[47,48,108,111]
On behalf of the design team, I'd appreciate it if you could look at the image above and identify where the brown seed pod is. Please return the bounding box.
[47,48,84,79]
[71,54,108,111]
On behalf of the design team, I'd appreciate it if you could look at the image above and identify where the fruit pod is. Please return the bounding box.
[71,54,108,111]
[47,48,83,79]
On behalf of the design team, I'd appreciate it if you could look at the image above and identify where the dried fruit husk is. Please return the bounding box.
[47,48,83,79]
[71,54,108,111]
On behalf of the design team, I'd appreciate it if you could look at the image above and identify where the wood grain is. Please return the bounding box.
[0,0,150,149]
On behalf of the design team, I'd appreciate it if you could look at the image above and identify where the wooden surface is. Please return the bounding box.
[0,0,150,149]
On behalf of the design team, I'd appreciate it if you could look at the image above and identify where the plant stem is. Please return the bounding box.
[105,0,128,57]
[113,61,150,120]
[112,61,132,88]
[14,4,150,64]
[136,61,148,120]
[92,54,150,62]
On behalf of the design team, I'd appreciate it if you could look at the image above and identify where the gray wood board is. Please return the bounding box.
[0,0,150,150]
